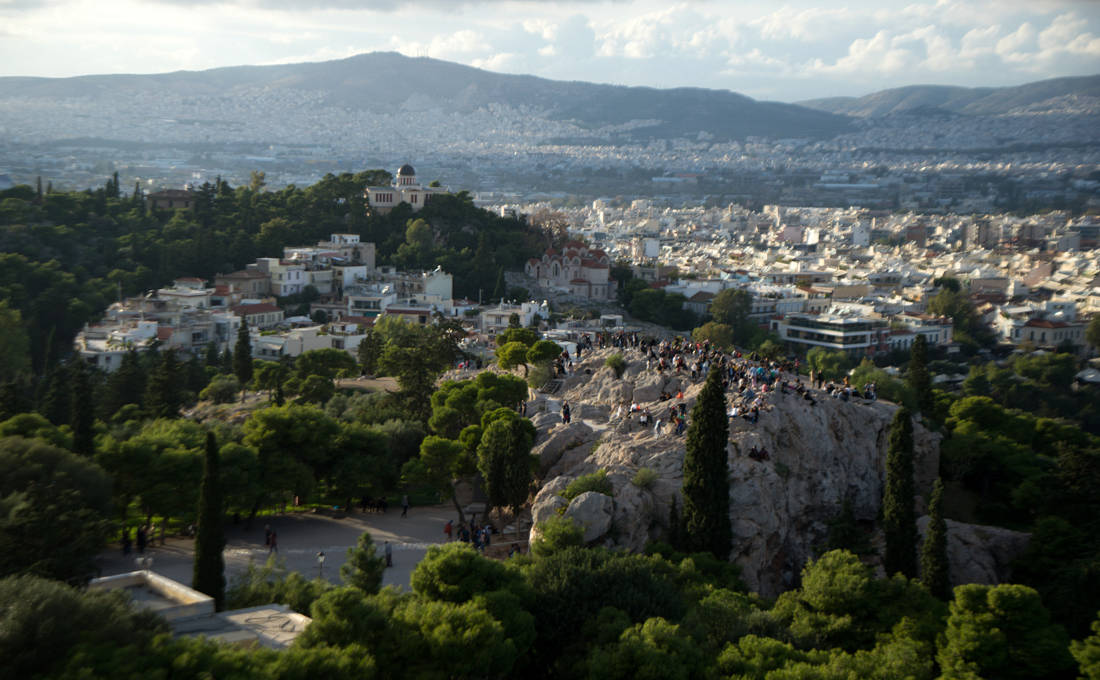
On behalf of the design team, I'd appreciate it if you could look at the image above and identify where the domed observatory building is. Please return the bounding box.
[365,163,446,215]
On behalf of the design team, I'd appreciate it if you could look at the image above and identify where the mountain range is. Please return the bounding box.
[0,52,1096,147]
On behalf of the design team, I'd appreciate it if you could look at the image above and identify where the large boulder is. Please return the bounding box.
[564,491,615,543]
[917,516,1030,587]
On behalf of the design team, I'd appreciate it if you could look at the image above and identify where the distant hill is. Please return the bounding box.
[0,52,850,142]
[798,75,1100,117]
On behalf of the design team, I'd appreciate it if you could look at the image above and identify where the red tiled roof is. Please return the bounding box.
[220,270,268,279]
[689,291,715,302]
[156,327,173,340]
[1025,319,1069,328]
[232,303,282,315]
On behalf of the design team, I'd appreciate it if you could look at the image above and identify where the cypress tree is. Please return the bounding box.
[921,477,950,599]
[102,350,145,418]
[219,347,233,375]
[681,366,732,560]
[883,407,918,578]
[233,320,253,386]
[193,431,226,610]
[38,366,70,426]
[144,349,183,419]
[907,334,933,415]
[70,360,95,456]
[204,342,220,368]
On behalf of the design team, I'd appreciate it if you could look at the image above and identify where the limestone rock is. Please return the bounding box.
[917,516,1029,587]
[564,491,614,542]
[531,492,568,527]
[531,422,595,475]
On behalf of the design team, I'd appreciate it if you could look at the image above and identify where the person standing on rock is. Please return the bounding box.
[561,402,571,424]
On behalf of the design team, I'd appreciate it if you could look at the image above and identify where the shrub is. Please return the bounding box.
[561,469,614,500]
[605,354,627,379]
[199,373,241,403]
[531,516,585,557]
[632,467,659,490]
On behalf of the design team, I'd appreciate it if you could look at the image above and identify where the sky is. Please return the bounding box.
[1,0,1098,101]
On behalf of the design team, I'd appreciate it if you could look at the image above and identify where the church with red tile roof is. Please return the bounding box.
[525,240,616,301]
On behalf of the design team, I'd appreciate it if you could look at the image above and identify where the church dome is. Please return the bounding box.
[397,164,416,176]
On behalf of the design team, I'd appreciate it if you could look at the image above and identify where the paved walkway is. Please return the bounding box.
[95,504,457,591]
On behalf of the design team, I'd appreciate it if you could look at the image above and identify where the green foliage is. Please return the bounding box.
[524,547,687,673]
[850,357,915,409]
[708,288,755,345]
[193,431,226,610]
[0,574,168,679]
[1071,612,1100,680]
[937,583,1073,679]
[531,516,585,557]
[691,321,734,350]
[411,542,528,604]
[496,326,538,348]
[234,320,254,385]
[0,436,113,582]
[0,301,30,381]
[342,531,386,594]
[927,286,995,350]
[605,353,627,379]
[629,288,698,330]
[906,335,934,415]
[561,469,614,500]
[200,373,242,403]
[883,407,917,578]
[920,478,950,600]
[496,341,531,375]
[476,410,536,520]
[680,367,731,559]
[772,550,946,652]
[527,339,562,366]
[806,347,851,381]
[632,467,658,490]
[584,616,706,680]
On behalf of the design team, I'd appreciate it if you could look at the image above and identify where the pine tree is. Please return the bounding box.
[193,431,226,610]
[70,360,95,456]
[681,366,732,560]
[921,477,950,599]
[883,407,918,578]
[341,531,385,594]
[907,335,933,415]
[233,320,253,386]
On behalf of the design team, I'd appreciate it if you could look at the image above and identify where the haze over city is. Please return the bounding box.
[2,0,1099,101]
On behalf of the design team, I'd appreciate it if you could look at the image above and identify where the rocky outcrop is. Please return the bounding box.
[528,347,942,598]
[917,516,1030,587]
